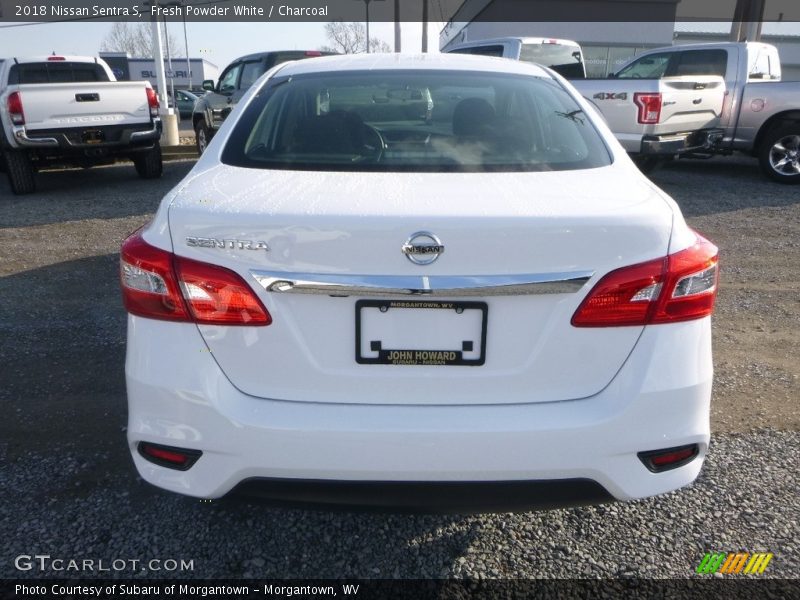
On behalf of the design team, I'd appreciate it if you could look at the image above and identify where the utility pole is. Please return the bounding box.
[421,0,428,52]
[394,0,401,52]
[149,0,178,145]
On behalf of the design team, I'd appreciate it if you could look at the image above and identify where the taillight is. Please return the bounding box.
[634,92,662,124]
[7,91,25,126]
[120,230,189,321]
[47,56,66,61]
[304,50,323,57]
[120,230,271,326]
[572,232,718,327]
[146,87,159,118]
[174,256,272,325]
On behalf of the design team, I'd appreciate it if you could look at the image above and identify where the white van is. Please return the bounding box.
[445,37,586,79]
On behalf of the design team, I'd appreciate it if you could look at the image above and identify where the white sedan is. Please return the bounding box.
[120,53,719,512]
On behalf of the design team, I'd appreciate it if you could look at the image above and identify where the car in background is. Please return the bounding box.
[174,89,200,120]
[192,50,335,154]
[121,54,719,512]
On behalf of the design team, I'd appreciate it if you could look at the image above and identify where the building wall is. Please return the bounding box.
[99,54,219,91]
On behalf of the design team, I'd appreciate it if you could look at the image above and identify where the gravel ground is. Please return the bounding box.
[0,155,798,580]
[1,429,798,580]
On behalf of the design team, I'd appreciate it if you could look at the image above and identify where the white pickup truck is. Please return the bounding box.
[0,56,162,194]
[444,37,727,168]
[604,41,800,183]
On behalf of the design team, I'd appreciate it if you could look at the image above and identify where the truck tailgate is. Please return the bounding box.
[15,82,152,130]
[655,76,725,134]
[573,76,725,151]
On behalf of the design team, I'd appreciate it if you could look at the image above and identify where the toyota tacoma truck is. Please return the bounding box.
[604,41,800,183]
[0,55,162,194]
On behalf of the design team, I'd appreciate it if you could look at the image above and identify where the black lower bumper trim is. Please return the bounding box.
[229,477,614,514]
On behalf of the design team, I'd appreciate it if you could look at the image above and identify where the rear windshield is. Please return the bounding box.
[9,62,110,84]
[222,70,611,172]
[519,43,585,79]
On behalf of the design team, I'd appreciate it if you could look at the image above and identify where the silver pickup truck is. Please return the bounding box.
[0,55,162,194]
[606,41,800,183]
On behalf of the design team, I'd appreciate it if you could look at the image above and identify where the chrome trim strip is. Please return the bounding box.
[252,271,593,297]
[13,126,58,147]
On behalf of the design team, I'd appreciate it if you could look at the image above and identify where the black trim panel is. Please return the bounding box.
[229,477,614,514]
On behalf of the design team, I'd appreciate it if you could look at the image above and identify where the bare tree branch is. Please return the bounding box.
[101,22,183,58]
[321,21,391,54]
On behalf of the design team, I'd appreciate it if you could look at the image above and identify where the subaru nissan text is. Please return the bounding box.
[120,54,719,512]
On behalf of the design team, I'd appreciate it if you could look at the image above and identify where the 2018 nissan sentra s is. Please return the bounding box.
[120,54,719,512]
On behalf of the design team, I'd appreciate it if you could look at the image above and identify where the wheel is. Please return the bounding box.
[195,121,211,156]
[133,144,163,179]
[758,124,800,184]
[631,155,663,174]
[3,149,36,194]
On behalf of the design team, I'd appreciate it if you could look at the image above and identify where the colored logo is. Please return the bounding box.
[696,552,773,575]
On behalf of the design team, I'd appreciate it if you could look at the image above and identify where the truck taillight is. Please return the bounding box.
[146,87,159,118]
[7,92,25,125]
[634,92,662,124]
[120,230,272,326]
[572,233,718,327]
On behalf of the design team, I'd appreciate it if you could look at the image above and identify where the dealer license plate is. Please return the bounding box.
[355,299,487,366]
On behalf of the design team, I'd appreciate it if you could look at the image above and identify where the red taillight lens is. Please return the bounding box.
[572,232,719,327]
[304,50,323,57]
[174,256,272,326]
[146,87,159,117]
[47,56,66,61]
[120,230,271,326]
[120,230,189,321]
[138,442,202,470]
[7,91,25,125]
[634,92,662,124]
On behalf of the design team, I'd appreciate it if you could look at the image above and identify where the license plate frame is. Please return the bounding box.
[355,299,487,366]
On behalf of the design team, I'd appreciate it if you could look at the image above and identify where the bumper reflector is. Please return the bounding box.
[638,444,699,472]
[137,442,202,471]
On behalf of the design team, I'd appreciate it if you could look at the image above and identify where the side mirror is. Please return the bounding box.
[202,79,215,92]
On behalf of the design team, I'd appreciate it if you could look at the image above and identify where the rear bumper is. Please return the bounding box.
[11,120,161,153]
[126,316,712,509]
[639,128,725,155]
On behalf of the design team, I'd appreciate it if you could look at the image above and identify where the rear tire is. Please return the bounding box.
[3,149,36,194]
[195,121,210,156]
[758,124,800,184]
[133,145,163,180]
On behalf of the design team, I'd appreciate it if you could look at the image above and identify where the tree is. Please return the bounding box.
[101,22,183,58]
[320,21,391,54]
